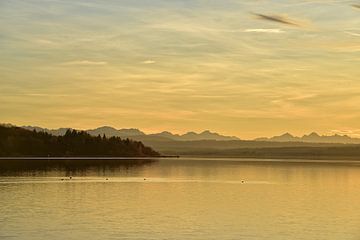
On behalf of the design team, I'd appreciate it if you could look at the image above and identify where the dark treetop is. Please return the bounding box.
[0,125,160,157]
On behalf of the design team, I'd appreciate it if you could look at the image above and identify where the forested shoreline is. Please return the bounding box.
[0,126,160,157]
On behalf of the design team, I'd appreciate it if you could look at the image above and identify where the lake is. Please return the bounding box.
[0,158,360,240]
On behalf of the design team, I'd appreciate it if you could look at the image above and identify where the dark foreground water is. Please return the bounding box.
[0,158,360,240]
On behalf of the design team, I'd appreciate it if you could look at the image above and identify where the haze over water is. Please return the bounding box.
[1,158,359,240]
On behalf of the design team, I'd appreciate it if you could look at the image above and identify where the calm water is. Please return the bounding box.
[0,158,360,240]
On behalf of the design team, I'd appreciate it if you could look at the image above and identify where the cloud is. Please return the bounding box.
[352,4,360,9]
[34,39,57,45]
[2,93,72,97]
[142,60,156,64]
[61,60,108,66]
[24,93,71,97]
[330,129,360,138]
[345,31,360,37]
[244,28,285,33]
[252,13,301,26]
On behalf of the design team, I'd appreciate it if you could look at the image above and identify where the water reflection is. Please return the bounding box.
[1,158,359,185]
[0,158,158,177]
[1,158,360,240]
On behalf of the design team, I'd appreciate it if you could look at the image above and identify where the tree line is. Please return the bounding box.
[0,125,160,157]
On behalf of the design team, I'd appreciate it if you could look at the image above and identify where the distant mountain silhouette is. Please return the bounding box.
[270,133,300,142]
[87,126,146,137]
[4,123,360,159]
[20,125,239,141]
[255,132,360,144]
[149,130,239,141]
[5,123,360,144]
[22,126,70,136]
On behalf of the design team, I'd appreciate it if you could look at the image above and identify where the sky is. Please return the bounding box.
[0,0,359,139]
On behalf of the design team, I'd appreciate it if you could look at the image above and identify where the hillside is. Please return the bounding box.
[0,126,160,157]
[164,146,360,160]
[135,139,360,159]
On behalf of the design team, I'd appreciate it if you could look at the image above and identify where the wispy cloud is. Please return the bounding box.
[330,129,360,138]
[34,38,57,45]
[61,60,108,66]
[352,4,360,9]
[1,93,72,97]
[244,28,285,33]
[252,13,302,27]
[345,31,360,37]
[23,93,71,97]
[142,60,156,64]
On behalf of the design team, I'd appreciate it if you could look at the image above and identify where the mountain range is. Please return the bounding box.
[4,124,360,158]
[4,124,360,144]
[255,132,360,144]
[20,125,240,141]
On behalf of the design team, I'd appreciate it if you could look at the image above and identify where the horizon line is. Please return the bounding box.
[2,123,359,140]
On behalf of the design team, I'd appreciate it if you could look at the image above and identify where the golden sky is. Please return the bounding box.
[0,0,359,139]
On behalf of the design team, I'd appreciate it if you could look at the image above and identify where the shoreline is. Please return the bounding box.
[0,156,174,160]
[0,156,360,164]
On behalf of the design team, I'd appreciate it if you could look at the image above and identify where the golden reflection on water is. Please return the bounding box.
[0,159,360,240]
